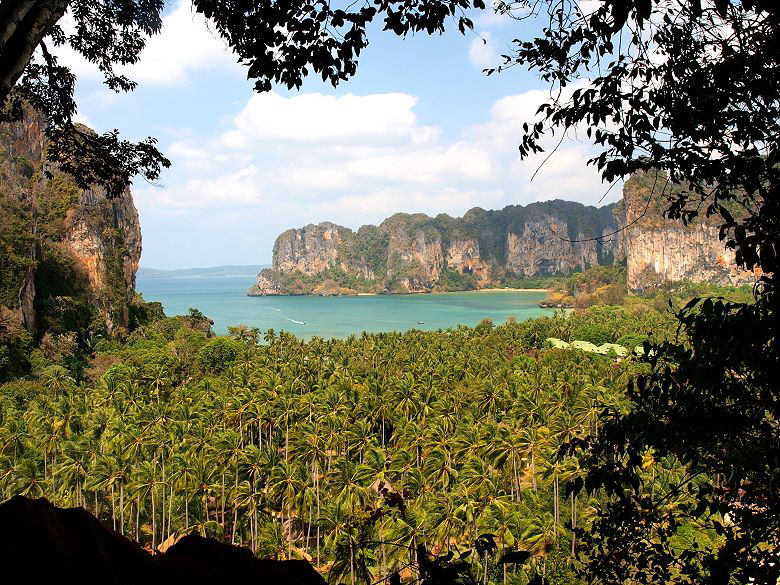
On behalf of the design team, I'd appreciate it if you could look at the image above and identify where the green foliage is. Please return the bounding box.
[433,269,478,292]
[196,337,242,373]
[504,0,780,581]
[0,301,703,584]
[543,264,628,309]
[0,308,33,382]
[474,317,494,334]
[128,296,166,331]
[100,363,136,391]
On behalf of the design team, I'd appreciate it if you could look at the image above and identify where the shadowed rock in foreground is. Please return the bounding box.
[0,495,326,585]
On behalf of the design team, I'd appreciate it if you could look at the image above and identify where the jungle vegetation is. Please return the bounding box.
[0,289,732,584]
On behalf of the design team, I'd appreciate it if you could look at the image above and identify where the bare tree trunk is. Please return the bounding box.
[0,0,71,103]
[111,484,116,530]
[570,494,577,557]
[151,488,156,550]
[168,484,173,541]
[553,473,559,535]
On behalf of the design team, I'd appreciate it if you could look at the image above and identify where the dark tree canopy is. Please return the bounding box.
[493,1,778,583]
[0,0,484,195]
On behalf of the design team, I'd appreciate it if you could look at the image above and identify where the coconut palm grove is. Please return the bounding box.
[0,287,749,583]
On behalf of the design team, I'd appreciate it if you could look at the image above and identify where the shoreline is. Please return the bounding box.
[250,287,552,297]
[473,287,551,293]
[349,288,551,297]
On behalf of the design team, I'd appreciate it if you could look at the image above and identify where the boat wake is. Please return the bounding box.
[285,317,306,325]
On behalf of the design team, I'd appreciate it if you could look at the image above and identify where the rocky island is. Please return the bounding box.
[249,171,757,297]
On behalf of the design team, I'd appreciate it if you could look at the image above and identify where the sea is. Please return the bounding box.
[136,274,554,338]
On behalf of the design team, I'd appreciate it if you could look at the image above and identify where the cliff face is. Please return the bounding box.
[273,222,349,274]
[0,111,142,335]
[63,185,142,332]
[250,201,620,295]
[253,172,755,296]
[621,171,756,291]
[504,216,615,276]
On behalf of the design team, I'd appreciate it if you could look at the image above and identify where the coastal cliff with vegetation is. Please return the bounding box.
[250,201,620,295]
[0,111,155,381]
[251,171,759,296]
[619,170,758,292]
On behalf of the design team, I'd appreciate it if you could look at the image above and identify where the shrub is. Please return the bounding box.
[197,337,242,373]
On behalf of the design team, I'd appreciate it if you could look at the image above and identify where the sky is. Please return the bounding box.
[57,0,618,269]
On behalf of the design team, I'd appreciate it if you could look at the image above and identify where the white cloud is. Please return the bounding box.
[120,3,237,86]
[469,31,499,68]
[72,111,93,127]
[147,86,618,234]
[55,1,238,87]
[343,143,493,185]
[309,187,507,223]
[221,92,434,147]
[136,165,264,213]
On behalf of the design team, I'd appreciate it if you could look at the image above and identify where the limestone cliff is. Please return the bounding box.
[249,201,620,295]
[273,222,350,275]
[62,185,142,332]
[621,171,757,291]
[0,111,142,335]
[252,172,756,296]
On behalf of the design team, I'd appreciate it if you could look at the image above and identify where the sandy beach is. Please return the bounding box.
[473,287,551,293]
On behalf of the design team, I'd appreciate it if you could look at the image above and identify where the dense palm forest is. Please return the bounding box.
[0,284,737,584]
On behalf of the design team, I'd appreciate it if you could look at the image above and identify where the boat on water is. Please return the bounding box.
[417,321,425,324]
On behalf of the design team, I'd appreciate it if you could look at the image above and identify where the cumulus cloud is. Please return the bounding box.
[144,84,616,241]
[55,1,238,87]
[221,92,435,147]
[309,187,507,223]
[469,32,499,68]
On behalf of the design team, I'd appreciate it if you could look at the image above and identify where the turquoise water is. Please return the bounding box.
[136,275,554,338]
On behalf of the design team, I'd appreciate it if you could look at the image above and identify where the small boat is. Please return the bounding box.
[417,321,425,324]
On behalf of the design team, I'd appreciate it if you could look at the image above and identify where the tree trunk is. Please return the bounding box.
[0,0,71,104]
[350,539,355,585]
[151,487,156,550]
[111,484,116,530]
[553,473,559,535]
[571,493,577,557]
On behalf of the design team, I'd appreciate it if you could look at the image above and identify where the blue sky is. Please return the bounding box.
[57,1,616,269]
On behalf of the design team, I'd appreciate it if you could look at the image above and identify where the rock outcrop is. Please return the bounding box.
[274,222,350,274]
[252,172,757,296]
[250,201,620,295]
[63,185,142,332]
[0,110,141,335]
[0,495,326,585]
[620,171,758,291]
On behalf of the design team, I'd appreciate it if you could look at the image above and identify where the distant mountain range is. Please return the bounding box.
[138,265,269,279]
